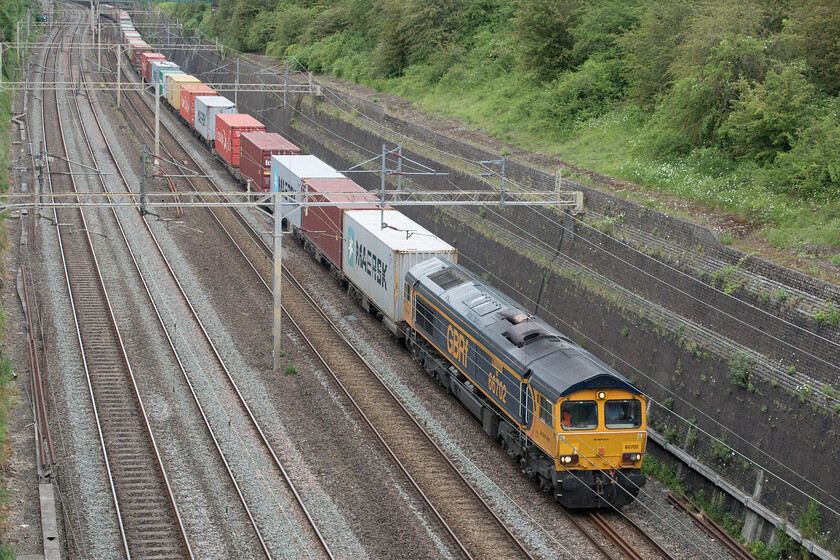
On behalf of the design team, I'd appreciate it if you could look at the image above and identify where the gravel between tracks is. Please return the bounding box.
[21,10,738,558]
[112,59,465,558]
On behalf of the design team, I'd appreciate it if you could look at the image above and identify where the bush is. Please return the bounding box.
[727,352,755,388]
[712,434,735,465]
[536,56,626,128]
[799,500,822,541]
[284,363,298,376]
[720,63,815,164]
[760,105,840,200]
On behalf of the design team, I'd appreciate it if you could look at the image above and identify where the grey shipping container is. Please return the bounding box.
[194,95,236,144]
[270,154,344,229]
[342,209,456,329]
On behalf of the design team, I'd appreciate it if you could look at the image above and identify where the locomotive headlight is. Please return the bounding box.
[597,391,606,399]
[622,453,642,463]
[559,454,579,465]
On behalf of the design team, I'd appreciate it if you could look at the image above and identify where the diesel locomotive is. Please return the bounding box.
[404,258,647,508]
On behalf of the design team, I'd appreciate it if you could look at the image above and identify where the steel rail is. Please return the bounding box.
[22,264,55,470]
[587,511,645,560]
[97,44,335,560]
[74,52,276,560]
[40,8,192,558]
[667,494,754,560]
[112,53,537,559]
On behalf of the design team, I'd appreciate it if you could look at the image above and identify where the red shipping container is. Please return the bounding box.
[239,132,301,192]
[214,114,266,168]
[141,53,166,82]
[300,178,379,269]
[179,84,216,126]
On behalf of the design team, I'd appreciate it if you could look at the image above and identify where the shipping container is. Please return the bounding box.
[342,209,456,325]
[270,155,345,228]
[239,132,301,192]
[300,178,379,270]
[179,84,216,126]
[214,114,266,168]
[194,96,235,144]
[128,40,151,66]
[123,30,140,44]
[166,74,201,109]
[141,53,166,83]
[157,68,185,98]
[150,61,177,89]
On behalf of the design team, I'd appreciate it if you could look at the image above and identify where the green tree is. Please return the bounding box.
[647,1,778,153]
[721,63,815,163]
[570,0,642,65]
[515,0,578,81]
[787,0,840,95]
[618,0,691,105]
[377,0,466,76]
[761,104,840,200]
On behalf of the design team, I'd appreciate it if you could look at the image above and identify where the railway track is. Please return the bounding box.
[99,34,695,560]
[38,10,191,559]
[68,25,335,559]
[101,47,536,559]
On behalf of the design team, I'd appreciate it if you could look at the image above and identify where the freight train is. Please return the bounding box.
[100,5,648,509]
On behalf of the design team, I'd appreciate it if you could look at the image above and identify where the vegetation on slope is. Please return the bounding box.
[0,0,31,555]
[165,0,840,270]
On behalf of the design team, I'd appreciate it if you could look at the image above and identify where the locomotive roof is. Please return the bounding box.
[408,258,641,401]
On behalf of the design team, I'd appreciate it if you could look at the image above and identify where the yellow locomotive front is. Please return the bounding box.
[531,387,647,508]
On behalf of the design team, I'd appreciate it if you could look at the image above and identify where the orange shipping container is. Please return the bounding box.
[179,84,216,126]
[214,114,266,168]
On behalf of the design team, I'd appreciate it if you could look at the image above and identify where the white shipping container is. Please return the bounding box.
[270,154,344,228]
[150,61,177,88]
[194,95,236,143]
[342,209,456,325]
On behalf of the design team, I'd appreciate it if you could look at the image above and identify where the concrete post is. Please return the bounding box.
[273,190,283,372]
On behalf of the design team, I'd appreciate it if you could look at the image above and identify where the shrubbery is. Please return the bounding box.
[165,0,840,237]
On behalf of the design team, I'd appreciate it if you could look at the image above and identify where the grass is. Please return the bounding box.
[0,81,17,555]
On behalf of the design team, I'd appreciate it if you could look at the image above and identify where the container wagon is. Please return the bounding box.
[194,96,235,147]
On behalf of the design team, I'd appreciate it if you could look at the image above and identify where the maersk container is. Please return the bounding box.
[150,61,177,89]
[194,95,235,145]
[179,84,216,126]
[342,209,456,326]
[270,154,344,229]
[300,178,379,269]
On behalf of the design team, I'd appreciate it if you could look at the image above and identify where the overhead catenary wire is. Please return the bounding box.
[242,65,840,515]
[140,3,840,526]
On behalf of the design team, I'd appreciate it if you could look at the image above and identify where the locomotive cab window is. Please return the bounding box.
[404,282,411,302]
[604,399,642,429]
[538,394,553,428]
[560,401,598,430]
